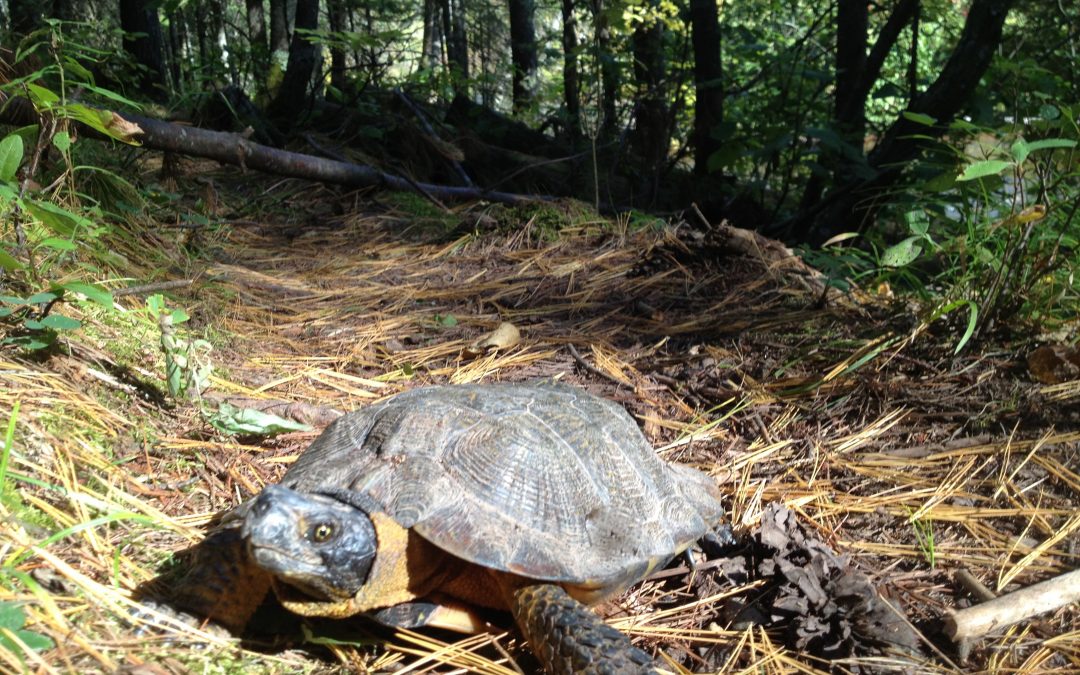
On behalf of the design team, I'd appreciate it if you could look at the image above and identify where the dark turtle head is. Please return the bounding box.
[241,484,376,601]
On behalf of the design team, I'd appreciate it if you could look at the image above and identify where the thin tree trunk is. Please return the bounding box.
[508,0,538,114]
[246,0,269,83]
[631,1,668,199]
[591,0,618,138]
[327,0,347,95]
[269,0,291,53]
[269,0,321,122]
[120,0,168,100]
[690,0,723,175]
[422,0,440,71]
[441,0,468,92]
[799,0,918,213]
[561,0,580,138]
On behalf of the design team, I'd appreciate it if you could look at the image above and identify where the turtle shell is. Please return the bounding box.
[278,382,723,590]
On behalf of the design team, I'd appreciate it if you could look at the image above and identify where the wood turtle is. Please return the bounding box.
[178,382,724,674]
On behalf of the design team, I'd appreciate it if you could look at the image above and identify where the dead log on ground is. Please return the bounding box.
[0,92,552,206]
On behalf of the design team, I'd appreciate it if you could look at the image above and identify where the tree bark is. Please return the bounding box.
[590,0,618,138]
[269,0,291,53]
[798,0,921,214]
[269,0,321,123]
[421,0,440,72]
[327,0,348,95]
[442,0,469,90]
[631,2,668,200]
[508,0,538,114]
[246,0,269,82]
[561,0,580,138]
[690,0,723,175]
[799,0,1016,245]
[120,0,168,101]
[834,0,868,141]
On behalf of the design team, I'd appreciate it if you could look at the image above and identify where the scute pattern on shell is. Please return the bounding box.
[279,382,723,587]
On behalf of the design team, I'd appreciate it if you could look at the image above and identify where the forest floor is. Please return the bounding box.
[2,161,1078,674]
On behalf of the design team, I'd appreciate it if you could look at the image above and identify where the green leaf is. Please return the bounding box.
[24,82,60,107]
[0,134,24,183]
[61,56,94,83]
[0,602,27,631]
[52,131,71,153]
[22,199,89,237]
[434,313,458,327]
[36,237,76,252]
[954,301,978,354]
[169,308,190,323]
[59,282,113,309]
[55,104,114,139]
[25,292,57,304]
[1011,139,1029,164]
[1023,138,1076,153]
[79,84,141,108]
[207,403,313,437]
[1039,104,1061,121]
[881,237,923,268]
[0,248,26,272]
[902,111,937,126]
[0,602,54,654]
[957,160,1012,181]
[3,335,53,350]
[38,315,81,331]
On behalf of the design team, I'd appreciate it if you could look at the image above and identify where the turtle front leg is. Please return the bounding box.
[168,523,274,632]
[509,584,658,675]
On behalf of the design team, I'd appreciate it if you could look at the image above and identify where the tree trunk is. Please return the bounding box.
[799,0,1016,244]
[269,0,291,53]
[440,0,469,92]
[246,0,269,82]
[167,8,186,89]
[690,0,723,175]
[798,0,920,216]
[269,0,321,122]
[508,0,538,114]
[631,1,668,200]
[327,0,347,95]
[834,0,868,141]
[590,0,618,138]
[561,0,580,138]
[120,0,168,101]
[421,0,440,71]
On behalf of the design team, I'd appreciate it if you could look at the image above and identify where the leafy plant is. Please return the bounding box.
[0,601,54,662]
[0,283,113,351]
[207,403,311,436]
[146,295,212,400]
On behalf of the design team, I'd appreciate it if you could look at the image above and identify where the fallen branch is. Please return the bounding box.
[0,92,553,206]
[945,567,1080,643]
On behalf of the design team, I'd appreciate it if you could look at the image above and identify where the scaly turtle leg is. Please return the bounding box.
[168,522,274,632]
[510,584,658,675]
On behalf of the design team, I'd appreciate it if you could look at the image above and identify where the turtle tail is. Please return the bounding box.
[510,584,658,675]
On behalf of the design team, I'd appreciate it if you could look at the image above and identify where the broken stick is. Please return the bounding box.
[945,567,1080,642]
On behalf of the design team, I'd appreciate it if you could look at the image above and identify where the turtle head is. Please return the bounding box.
[242,484,376,601]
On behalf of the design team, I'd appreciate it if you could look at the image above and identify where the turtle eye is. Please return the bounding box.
[310,522,335,543]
